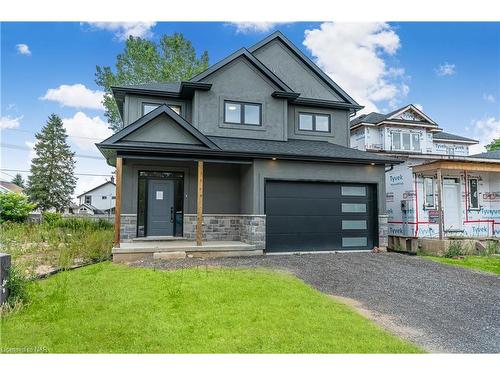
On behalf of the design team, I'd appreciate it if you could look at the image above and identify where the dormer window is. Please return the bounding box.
[224,101,261,126]
[298,112,331,132]
[142,103,181,116]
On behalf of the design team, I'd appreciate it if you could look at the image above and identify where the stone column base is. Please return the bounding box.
[378,214,389,251]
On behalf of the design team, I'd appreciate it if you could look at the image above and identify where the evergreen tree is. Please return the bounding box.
[96,33,209,132]
[26,114,76,212]
[11,173,25,188]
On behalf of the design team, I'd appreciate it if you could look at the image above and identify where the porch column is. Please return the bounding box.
[436,168,444,240]
[196,160,204,246]
[114,157,123,247]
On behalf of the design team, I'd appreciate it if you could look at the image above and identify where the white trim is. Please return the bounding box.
[386,104,437,125]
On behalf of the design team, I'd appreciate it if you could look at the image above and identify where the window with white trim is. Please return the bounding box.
[84,195,92,205]
[423,177,435,209]
[391,131,421,152]
[468,178,479,209]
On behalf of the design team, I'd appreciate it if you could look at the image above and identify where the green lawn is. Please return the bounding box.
[423,255,500,275]
[0,262,422,353]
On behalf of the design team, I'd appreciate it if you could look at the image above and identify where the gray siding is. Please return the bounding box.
[193,56,288,141]
[252,39,343,102]
[124,94,190,126]
[122,114,202,144]
[287,104,350,146]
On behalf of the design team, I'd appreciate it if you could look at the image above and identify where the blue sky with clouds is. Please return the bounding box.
[1,22,499,195]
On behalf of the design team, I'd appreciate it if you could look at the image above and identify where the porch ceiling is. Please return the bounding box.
[412,160,500,173]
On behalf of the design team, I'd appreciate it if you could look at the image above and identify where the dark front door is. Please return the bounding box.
[147,179,174,236]
[265,181,377,253]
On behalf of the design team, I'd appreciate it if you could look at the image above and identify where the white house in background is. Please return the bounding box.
[76,179,116,215]
[350,104,500,240]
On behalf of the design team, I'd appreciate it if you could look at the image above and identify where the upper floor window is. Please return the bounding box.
[224,101,261,126]
[84,195,92,205]
[142,103,181,116]
[468,178,479,209]
[423,177,435,209]
[298,113,331,132]
[102,196,107,200]
[391,131,421,152]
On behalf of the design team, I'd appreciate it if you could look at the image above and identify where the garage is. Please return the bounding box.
[265,180,377,252]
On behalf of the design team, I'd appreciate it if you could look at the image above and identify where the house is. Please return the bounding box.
[97,31,399,261]
[76,180,116,215]
[0,180,24,194]
[350,104,500,243]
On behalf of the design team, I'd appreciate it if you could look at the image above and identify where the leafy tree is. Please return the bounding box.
[26,114,76,212]
[0,192,35,222]
[96,33,209,132]
[11,173,25,188]
[485,138,500,152]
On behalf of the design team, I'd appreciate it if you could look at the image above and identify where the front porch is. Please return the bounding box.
[112,155,266,261]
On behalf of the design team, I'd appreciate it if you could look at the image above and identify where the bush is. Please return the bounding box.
[444,241,465,258]
[3,265,29,307]
[0,193,35,223]
[42,211,63,226]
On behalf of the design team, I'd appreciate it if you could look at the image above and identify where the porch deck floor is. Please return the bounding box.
[113,240,261,253]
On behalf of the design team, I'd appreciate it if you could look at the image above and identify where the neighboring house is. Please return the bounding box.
[76,180,116,215]
[0,180,24,194]
[97,31,398,256]
[350,104,500,239]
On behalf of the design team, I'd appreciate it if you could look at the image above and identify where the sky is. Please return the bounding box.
[1,22,499,198]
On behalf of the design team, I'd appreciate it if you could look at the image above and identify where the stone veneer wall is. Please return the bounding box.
[120,214,137,241]
[183,214,266,247]
[378,214,389,250]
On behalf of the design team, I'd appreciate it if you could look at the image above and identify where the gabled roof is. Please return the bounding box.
[77,180,115,198]
[248,31,360,107]
[189,47,294,93]
[0,180,23,194]
[351,104,438,128]
[77,202,104,214]
[98,104,220,150]
[433,132,478,144]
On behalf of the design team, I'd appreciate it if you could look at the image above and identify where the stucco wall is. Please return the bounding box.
[192,56,288,141]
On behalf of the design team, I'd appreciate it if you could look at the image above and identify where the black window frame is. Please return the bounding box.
[223,100,262,126]
[142,102,182,116]
[468,178,480,210]
[298,112,331,133]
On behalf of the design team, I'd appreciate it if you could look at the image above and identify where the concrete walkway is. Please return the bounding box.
[132,252,500,353]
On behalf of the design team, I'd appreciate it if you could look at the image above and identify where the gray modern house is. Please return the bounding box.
[97,31,399,261]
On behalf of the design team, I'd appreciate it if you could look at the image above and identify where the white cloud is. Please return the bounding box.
[0,115,23,129]
[230,22,286,34]
[40,84,104,110]
[62,112,112,151]
[86,22,156,40]
[483,93,496,103]
[468,117,500,154]
[16,43,31,56]
[303,22,408,113]
[414,103,424,111]
[436,62,456,76]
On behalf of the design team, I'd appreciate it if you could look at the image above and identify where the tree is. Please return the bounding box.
[0,192,35,222]
[486,138,500,152]
[26,114,76,212]
[96,33,209,132]
[11,173,25,188]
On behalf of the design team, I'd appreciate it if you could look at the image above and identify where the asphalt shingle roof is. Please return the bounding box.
[113,82,182,93]
[471,150,500,159]
[432,132,478,143]
[207,136,398,163]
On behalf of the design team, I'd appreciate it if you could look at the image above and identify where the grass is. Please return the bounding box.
[0,221,113,277]
[0,262,422,353]
[423,255,500,275]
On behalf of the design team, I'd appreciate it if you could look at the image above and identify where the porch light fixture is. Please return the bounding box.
[370,163,375,165]
[272,157,277,161]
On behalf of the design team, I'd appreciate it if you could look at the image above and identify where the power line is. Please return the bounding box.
[0,168,113,177]
[1,127,107,141]
[1,143,105,160]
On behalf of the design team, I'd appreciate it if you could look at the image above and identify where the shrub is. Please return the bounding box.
[0,193,35,223]
[42,211,63,226]
[3,265,29,308]
[444,241,465,258]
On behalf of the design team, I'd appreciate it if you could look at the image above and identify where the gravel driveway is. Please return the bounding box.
[132,252,500,353]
